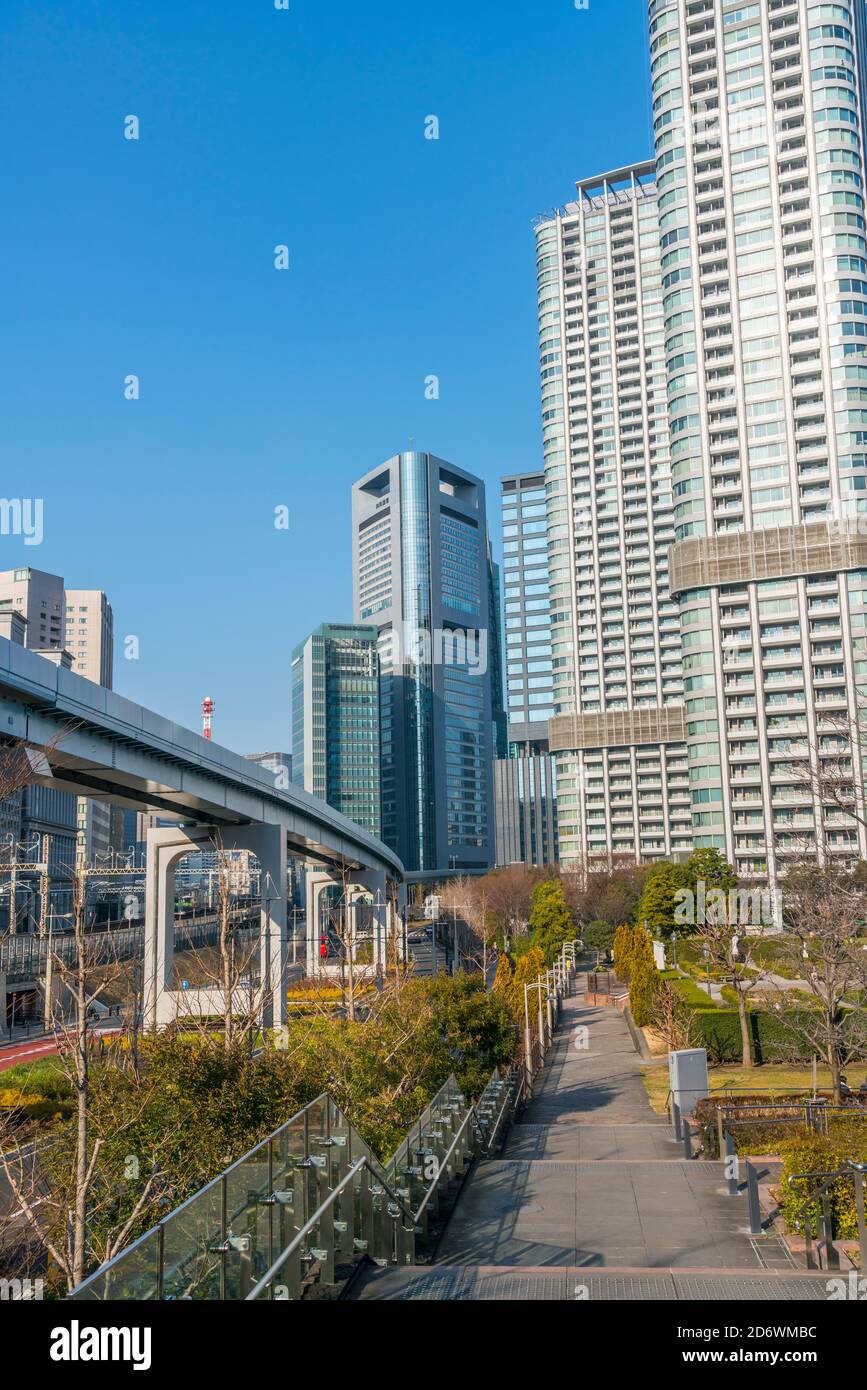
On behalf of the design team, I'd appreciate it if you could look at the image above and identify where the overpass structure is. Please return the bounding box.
[0,637,406,1030]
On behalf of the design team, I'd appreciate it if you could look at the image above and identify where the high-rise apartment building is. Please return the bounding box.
[0,567,64,653]
[64,589,113,685]
[291,624,382,838]
[0,568,116,866]
[535,165,694,870]
[648,0,867,884]
[352,452,495,875]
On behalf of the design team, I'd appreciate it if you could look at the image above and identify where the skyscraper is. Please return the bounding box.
[501,471,556,740]
[291,624,382,838]
[352,452,495,875]
[650,0,867,884]
[493,471,560,867]
[534,165,693,870]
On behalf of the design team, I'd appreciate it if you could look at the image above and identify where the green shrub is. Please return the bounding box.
[672,976,718,1010]
[584,921,616,954]
[778,1123,867,1239]
[692,1008,826,1064]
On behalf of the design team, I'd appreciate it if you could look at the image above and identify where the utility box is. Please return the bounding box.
[668,1048,709,1118]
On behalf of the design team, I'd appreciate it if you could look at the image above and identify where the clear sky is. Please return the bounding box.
[1,0,653,753]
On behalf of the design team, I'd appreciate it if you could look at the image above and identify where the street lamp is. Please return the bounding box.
[523,978,547,1091]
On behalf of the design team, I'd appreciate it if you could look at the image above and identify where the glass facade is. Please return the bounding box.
[352,453,495,874]
[501,472,556,731]
[291,624,381,838]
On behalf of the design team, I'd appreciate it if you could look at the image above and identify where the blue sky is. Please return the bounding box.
[1,0,652,753]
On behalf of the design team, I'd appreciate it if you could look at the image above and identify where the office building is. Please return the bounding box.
[492,471,560,866]
[0,567,117,866]
[534,165,693,871]
[493,753,559,867]
[291,624,382,837]
[352,452,495,874]
[501,471,556,739]
[0,567,64,653]
[64,588,113,685]
[648,0,867,883]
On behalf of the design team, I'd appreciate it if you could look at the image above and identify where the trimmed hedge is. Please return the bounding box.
[693,1008,816,1064]
[671,976,718,1010]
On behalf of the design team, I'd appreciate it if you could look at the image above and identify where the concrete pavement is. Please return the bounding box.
[350,975,822,1299]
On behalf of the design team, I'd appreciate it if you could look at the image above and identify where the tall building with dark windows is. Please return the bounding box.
[291,624,381,838]
[352,452,495,875]
[493,471,560,867]
[501,472,556,740]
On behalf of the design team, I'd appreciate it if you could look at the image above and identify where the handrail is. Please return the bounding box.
[414,1111,475,1223]
[788,1164,858,1222]
[70,955,574,1301]
[245,1156,418,1302]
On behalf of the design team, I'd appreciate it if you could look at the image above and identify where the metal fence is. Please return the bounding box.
[68,1067,522,1302]
[0,907,259,977]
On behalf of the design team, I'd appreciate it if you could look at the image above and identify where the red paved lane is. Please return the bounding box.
[0,1029,121,1073]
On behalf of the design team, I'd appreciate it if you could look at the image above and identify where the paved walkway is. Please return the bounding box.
[435,992,766,1271]
[351,979,831,1299]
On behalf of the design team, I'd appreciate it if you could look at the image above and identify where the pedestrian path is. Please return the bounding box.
[350,976,832,1299]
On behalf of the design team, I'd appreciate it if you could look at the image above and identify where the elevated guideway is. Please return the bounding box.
[0,636,405,1028]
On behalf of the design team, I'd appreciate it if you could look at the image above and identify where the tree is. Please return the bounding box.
[686,848,738,894]
[583,920,616,957]
[628,925,657,1028]
[439,876,498,978]
[528,879,574,964]
[649,978,697,1052]
[483,866,538,950]
[694,909,769,1068]
[637,862,691,939]
[569,865,650,929]
[505,946,546,1020]
[0,861,161,1291]
[773,863,867,1102]
[613,923,635,982]
[490,953,514,1002]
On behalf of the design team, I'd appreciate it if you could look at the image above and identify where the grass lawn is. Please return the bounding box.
[640,1061,867,1115]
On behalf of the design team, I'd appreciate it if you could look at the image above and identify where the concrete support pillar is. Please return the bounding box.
[143,823,288,1033]
[304,868,404,978]
[349,870,387,972]
[305,869,339,977]
[253,823,288,1031]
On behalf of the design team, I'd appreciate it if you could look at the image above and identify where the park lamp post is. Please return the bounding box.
[524,978,548,1090]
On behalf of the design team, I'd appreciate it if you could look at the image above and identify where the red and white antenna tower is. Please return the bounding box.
[202,697,215,741]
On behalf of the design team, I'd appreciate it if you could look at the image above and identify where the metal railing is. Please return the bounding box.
[787,1161,867,1272]
[68,1066,524,1302]
[522,939,582,1097]
[0,906,259,976]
